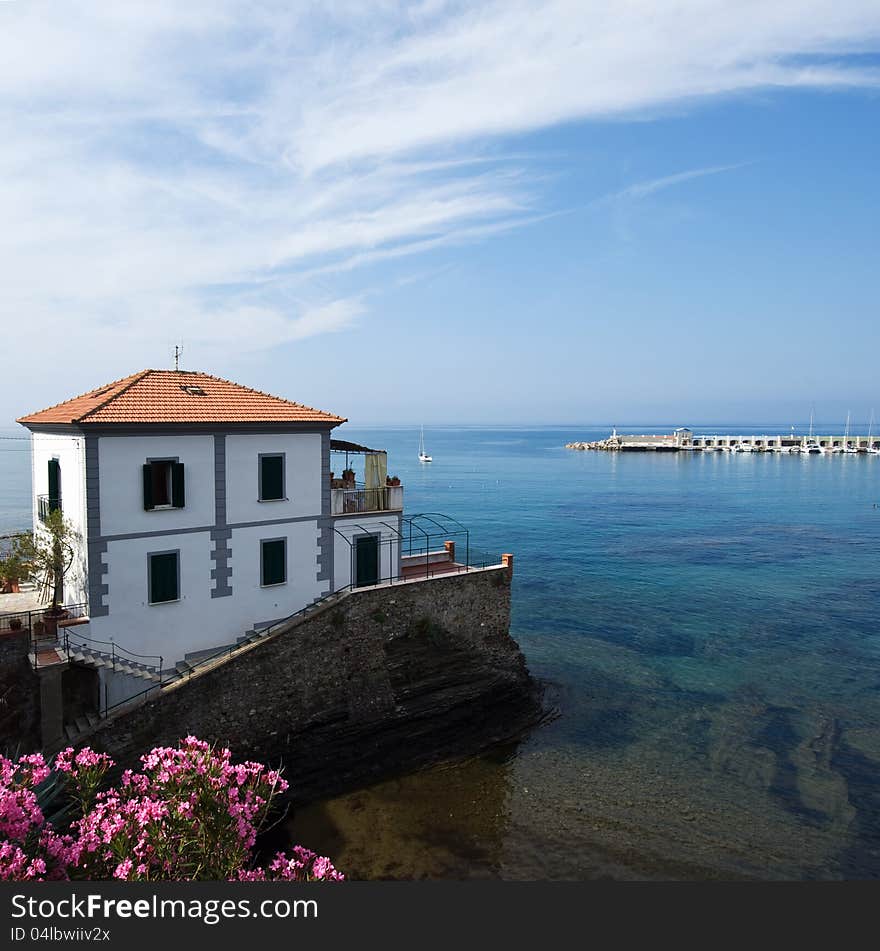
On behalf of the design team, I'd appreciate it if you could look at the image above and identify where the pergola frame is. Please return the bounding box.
[331,512,472,587]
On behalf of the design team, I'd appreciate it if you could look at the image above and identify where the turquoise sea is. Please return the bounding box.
[3,424,879,878]
[294,425,880,880]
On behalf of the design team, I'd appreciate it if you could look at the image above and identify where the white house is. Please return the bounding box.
[17,369,404,698]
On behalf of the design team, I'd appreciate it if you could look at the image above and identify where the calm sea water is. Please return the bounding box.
[3,424,879,878]
[294,425,880,880]
[0,428,30,536]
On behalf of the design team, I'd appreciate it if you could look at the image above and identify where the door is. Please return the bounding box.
[355,535,380,587]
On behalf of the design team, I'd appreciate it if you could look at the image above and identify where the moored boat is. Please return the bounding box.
[418,425,432,463]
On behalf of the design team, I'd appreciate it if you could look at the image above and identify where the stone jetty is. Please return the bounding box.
[566,428,691,452]
[566,427,880,452]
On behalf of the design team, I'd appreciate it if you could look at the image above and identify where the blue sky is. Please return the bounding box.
[1,1,879,427]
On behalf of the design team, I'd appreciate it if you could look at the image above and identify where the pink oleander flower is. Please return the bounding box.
[1,740,342,884]
[264,849,344,882]
[16,753,51,787]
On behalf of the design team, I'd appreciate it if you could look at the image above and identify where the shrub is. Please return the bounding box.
[0,738,342,882]
[0,535,34,591]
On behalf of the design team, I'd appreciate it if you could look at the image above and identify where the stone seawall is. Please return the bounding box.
[82,566,540,801]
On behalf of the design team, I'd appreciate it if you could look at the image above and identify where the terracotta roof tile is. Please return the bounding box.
[17,370,346,427]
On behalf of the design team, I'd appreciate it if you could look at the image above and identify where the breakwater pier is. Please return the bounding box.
[566,427,880,453]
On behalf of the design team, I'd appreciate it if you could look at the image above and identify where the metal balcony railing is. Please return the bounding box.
[331,483,404,515]
[37,494,61,523]
[0,602,89,669]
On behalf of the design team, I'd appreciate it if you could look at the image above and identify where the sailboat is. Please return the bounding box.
[418,426,432,463]
[798,409,822,454]
[830,413,845,453]
[868,411,879,455]
[843,411,859,454]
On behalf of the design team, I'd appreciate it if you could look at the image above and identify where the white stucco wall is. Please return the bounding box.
[82,427,331,665]
[225,432,322,524]
[91,532,215,663]
[99,666,153,710]
[31,431,88,606]
[89,519,324,663]
[227,521,323,624]
[98,434,215,535]
[332,515,401,590]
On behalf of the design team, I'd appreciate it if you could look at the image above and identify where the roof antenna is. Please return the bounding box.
[173,344,182,372]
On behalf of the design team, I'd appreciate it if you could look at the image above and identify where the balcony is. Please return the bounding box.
[331,483,404,515]
[329,437,403,516]
[37,494,61,523]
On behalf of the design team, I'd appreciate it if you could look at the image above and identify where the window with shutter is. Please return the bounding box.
[149,551,179,604]
[259,454,284,501]
[143,460,185,510]
[261,539,286,586]
[47,458,61,512]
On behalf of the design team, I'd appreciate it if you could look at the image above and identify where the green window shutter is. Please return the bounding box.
[143,464,154,510]
[261,539,286,586]
[47,459,61,511]
[171,462,185,508]
[149,552,179,603]
[260,455,284,500]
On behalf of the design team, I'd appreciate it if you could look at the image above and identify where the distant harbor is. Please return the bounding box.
[566,427,880,453]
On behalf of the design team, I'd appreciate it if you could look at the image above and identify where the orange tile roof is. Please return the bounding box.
[17,370,346,427]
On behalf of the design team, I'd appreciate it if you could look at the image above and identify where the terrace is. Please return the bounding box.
[330,439,403,515]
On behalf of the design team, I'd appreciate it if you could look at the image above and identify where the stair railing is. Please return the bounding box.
[63,628,163,674]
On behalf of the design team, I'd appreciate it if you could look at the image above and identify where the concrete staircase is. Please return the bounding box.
[235,625,273,647]
[63,711,102,743]
[64,644,167,683]
[169,593,348,675]
[59,646,177,744]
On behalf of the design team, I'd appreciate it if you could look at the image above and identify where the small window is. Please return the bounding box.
[149,551,179,604]
[180,384,206,396]
[261,539,286,587]
[259,454,284,501]
[143,461,185,510]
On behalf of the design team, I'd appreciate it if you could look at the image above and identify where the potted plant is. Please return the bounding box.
[342,468,355,486]
[0,535,33,594]
[0,566,22,594]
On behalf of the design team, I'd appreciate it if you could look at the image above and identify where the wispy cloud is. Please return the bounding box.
[611,165,749,202]
[1,0,879,403]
